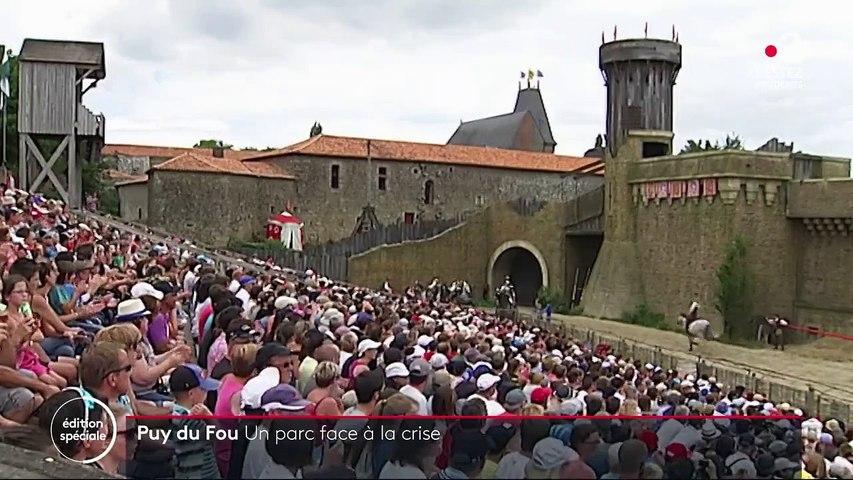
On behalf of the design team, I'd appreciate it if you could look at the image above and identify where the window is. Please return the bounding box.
[642,141,668,158]
[270,205,275,213]
[475,195,486,206]
[330,164,340,189]
[403,212,415,224]
[424,179,434,205]
[137,208,143,220]
[378,167,387,191]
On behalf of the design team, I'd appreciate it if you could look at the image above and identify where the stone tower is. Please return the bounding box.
[582,36,682,319]
[599,38,681,156]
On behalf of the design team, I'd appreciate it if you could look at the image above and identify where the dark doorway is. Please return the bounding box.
[565,234,603,307]
[491,247,543,306]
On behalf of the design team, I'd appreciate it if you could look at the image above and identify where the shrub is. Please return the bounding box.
[714,237,754,341]
[537,286,570,312]
[623,303,667,330]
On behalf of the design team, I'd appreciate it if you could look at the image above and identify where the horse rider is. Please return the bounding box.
[766,315,788,351]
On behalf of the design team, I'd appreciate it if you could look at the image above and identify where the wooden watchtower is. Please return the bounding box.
[17,39,105,208]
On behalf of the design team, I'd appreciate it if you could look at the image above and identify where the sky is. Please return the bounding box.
[2,0,852,158]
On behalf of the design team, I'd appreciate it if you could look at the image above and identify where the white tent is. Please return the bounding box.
[266,210,304,251]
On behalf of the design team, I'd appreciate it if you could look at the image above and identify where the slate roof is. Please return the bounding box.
[514,88,555,148]
[150,152,294,180]
[448,87,556,152]
[447,112,544,150]
[245,134,601,174]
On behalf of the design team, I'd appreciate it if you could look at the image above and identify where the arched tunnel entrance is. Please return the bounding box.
[489,241,548,306]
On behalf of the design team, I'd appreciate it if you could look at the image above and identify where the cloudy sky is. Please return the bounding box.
[3,0,852,158]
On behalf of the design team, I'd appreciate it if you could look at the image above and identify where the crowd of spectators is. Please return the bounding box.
[0,187,850,479]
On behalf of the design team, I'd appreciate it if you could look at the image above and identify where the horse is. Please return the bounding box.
[757,315,788,351]
[677,314,718,352]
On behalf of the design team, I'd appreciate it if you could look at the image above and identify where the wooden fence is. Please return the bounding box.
[235,217,465,281]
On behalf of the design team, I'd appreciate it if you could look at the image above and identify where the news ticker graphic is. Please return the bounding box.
[129,414,803,421]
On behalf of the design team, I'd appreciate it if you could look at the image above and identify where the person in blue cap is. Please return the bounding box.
[169,363,221,479]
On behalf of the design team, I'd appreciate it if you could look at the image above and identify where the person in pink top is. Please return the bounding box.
[213,341,259,477]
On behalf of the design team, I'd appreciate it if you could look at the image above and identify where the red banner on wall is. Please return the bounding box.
[702,178,718,196]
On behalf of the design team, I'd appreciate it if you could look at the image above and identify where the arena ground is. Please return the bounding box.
[517,308,853,401]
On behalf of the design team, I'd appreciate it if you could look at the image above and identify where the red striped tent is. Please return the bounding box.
[266,210,304,251]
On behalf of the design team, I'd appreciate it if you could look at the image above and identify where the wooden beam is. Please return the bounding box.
[18,134,27,189]
[25,135,69,203]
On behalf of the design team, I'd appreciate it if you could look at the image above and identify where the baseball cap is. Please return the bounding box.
[530,387,552,405]
[477,373,500,392]
[131,281,164,301]
[357,339,381,357]
[409,358,432,378]
[385,362,410,379]
[504,389,526,411]
[665,442,690,462]
[169,364,220,393]
[255,342,291,370]
[239,275,255,286]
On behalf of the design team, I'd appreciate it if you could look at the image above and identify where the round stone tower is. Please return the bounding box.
[599,38,682,155]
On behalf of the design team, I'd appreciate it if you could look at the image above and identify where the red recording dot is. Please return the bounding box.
[765,45,777,57]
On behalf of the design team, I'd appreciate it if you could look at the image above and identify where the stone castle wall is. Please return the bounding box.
[267,154,602,244]
[582,131,852,333]
[147,171,298,246]
[348,201,571,300]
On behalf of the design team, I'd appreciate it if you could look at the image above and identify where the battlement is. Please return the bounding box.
[788,178,853,216]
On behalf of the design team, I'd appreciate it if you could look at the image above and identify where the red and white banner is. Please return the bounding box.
[686,179,701,198]
[669,180,685,198]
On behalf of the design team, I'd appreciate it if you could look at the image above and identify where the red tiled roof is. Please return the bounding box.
[150,152,294,180]
[244,135,603,174]
[102,144,257,160]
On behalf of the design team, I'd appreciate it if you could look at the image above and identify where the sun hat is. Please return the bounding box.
[261,384,311,412]
[115,298,150,322]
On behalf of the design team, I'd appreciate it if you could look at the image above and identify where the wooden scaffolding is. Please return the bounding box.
[17,39,105,208]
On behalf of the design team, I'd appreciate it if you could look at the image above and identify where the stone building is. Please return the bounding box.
[115,85,605,246]
[123,135,603,246]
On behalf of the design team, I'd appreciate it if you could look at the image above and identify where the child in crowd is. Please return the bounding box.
[169,363,221,479]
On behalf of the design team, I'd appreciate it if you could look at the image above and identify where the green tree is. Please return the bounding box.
[714,237,754,340]
[193,139,232,149]
[679,133,744,154]
[2,52,20,176]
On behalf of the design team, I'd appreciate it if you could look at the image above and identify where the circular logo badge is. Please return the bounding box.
[49,394,118,464]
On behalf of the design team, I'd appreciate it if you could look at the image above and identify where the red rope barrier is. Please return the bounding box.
[785,324,853,342]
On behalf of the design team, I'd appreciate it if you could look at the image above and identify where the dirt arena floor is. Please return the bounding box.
[517,308,853,401]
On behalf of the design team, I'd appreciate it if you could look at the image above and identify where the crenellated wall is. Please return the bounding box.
[583,130,852,335]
